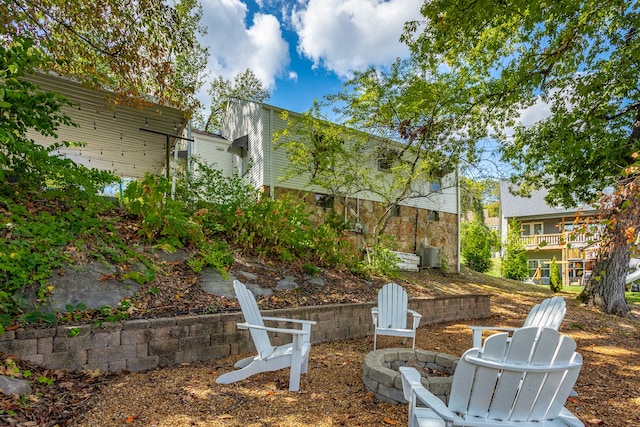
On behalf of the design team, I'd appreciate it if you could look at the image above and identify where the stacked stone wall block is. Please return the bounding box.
[108,360,127,373]
[121,328,153,345]
[377,383,404,404]
[1,295,489,373]
[126,356,160,372]
[43,350,87,370]
[36,337,53,355]
[348,324,370,338]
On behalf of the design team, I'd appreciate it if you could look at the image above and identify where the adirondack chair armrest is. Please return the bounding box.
[261,316,317,326]
[464,354,582,373]
[399,367,454,422]
[407,308,422,329]
[236,322,312,336]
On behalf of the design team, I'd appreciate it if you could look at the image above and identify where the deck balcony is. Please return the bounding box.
[519,233,593,250]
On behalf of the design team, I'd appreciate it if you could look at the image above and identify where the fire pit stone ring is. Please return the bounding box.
[362,348,459,405]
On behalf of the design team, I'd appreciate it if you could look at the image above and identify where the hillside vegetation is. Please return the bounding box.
[0,163,416,333]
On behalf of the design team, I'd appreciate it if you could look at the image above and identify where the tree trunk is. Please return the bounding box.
[579,180,640,316]
[581,241,630,316]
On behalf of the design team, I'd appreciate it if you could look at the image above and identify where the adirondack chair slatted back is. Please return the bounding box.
[378,283,408,329]
[234,280,273,358]
[470,296,567,348]
[449,327,582,423]
[523,296,566,330]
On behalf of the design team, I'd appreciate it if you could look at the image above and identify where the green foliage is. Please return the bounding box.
[175,157,259,225]
[408,1,639,207]
[1,357,53,390]
[229,195,312,262]
[406,0,639,313]
[124,173,203,247]
[357,245,401,279]
[94,301,131,324]
[5,0,208,112]
[202,69,270,132]
[502,219,529,281]
[122,267,156,285]
[21,311,57,325]
[550,256,562,293]
[460,178,498,221]
[461,220,496,273]
[302,263,321,276]
[188,240,234,277]
[0,37,117,194]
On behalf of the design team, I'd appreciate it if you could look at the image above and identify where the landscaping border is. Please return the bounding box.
[0,295,489,373]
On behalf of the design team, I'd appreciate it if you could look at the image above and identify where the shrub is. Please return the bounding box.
[503,219,529,281]
[123,173,203,248]
[461,220,495,273]
[550,256,563,292]
[356,244,401,279]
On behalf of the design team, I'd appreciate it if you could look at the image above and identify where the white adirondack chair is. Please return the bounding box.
[215,280,316,391]
[469,296,566,348]
[400,327,584,427]
[371,283,422,350]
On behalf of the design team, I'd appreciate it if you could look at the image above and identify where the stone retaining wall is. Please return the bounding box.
[0,295,489,373]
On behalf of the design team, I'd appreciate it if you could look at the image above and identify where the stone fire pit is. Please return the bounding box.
[362,348,459,404]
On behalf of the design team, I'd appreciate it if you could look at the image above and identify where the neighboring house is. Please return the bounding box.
[25,72,188,180]
[499,180,599,285]
[196,99,461,268]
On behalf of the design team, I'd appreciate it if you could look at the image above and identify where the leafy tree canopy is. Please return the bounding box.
[2,0,208,112]
[404,0,640,207]
[404,0,640,315]
[202,69,270,133]
[0,36,115,192]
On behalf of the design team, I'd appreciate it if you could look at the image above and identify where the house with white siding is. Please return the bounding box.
[25,72,188,180]
[198,99,461,269]
[185,129,235,178]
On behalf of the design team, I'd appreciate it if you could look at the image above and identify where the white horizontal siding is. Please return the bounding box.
[265,107,326,193]
[24,73,186,179]
[226,102,458,215]
[191,133,233,177]
[222,100,264,188]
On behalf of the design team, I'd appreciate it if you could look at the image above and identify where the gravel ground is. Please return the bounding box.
[72,287,639,427]
[3,271,639,427]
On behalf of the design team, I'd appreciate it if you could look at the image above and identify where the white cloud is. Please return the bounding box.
[196,0,290,106]
[288,71,298,81]
[291,0,422,76]
[518,97,552,128]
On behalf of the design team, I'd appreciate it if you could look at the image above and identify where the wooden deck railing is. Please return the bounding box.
[518,233,591,248]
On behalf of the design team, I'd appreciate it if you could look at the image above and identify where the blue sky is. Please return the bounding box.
[196,0,423,114]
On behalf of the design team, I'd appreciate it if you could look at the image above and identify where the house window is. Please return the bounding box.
[521,222,543,235]
[378,148,399,171]
[315,194,334,210]
[427,210,440,221]
[390,205,401,217]
[430,178,442,193]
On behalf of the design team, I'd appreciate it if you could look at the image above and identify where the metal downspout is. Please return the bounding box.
[170,133,179,199]
[269,108,274,199]
[456,166,461,273]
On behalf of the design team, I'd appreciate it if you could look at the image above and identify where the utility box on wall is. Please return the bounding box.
[420,246,441,268]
